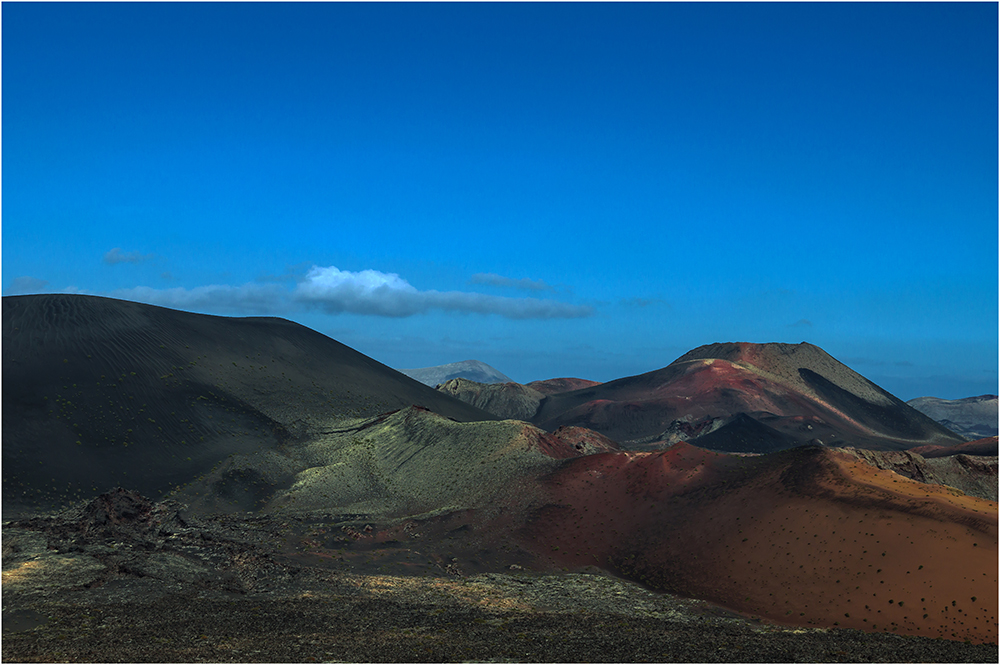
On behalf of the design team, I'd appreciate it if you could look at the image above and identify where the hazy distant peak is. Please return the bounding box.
[399,359,514,387]
[906,395,998,441]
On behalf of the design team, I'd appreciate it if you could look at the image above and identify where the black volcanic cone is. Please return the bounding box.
[2,294,495,516]
[688,413,799,454]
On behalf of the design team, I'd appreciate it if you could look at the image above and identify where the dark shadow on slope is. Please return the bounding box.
[798,368,964,443]
[689,413,800,454]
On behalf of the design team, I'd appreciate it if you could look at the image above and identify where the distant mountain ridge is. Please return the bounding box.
[399,360,514,387]
[906,395,998,441]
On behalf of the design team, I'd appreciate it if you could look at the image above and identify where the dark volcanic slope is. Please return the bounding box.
[2,294,494,515]
[687,413,798,454]
[532,342,964,451]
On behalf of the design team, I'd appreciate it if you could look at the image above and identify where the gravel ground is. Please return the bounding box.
[3,490,996,663]
[4,589,997,663]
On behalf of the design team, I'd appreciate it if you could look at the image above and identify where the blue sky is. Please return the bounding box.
[3,2,997,400]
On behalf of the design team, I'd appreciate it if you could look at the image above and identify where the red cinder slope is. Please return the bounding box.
[519,442,998,645]
[909,436,999,458]
[526,378,602,396]
[531,342,963,451]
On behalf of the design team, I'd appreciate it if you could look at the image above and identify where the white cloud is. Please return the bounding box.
[5,276,50,295]
[103,247,154,265]
[295,266,592,319]
[469,272,553,292]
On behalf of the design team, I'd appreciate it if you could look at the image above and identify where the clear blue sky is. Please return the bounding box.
[3,2,997,400]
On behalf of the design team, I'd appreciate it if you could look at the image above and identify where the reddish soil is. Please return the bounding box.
[909,437,999,458]
[550,426,621,455]
[526,378,603,395]
[517,442,998,645]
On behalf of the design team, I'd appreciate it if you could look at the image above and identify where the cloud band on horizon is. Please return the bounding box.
[103,247,154,265]
[469,272,553,292]
[100,265,592,320]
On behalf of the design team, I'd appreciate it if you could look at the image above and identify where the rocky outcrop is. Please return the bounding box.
[841,448,998,502]
[549,426,621,455]
[658,415,727,445]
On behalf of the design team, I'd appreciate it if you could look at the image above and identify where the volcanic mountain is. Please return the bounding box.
[530,342,965,451]
[436,377,546,421]
[398,359,513,387]
[2,294,495,516]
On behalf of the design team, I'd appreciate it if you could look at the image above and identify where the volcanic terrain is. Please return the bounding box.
[2,294,997,660]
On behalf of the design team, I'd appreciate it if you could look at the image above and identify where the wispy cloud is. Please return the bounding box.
[620,297,668,309]
[5,276,50,295]
[788,318,813,328]
[257,261,314,284]
[296,266,591,319]
[112,283,287,315]
[469,273,553,292]
[103,247,154,265]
